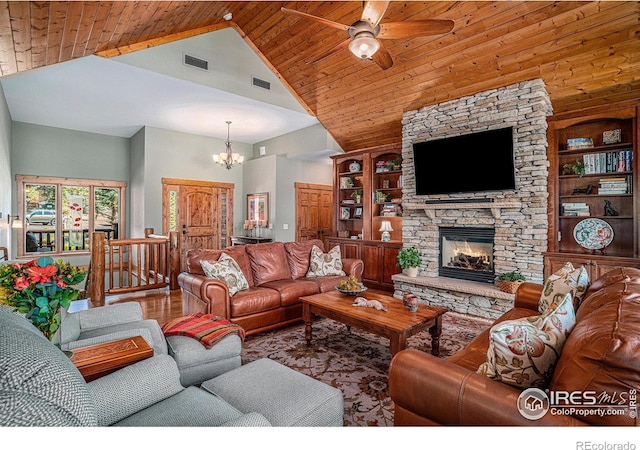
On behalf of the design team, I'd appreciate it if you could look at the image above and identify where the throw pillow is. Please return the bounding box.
[306,245,346,278]
[200,253,249,297]
[477,292,576,389]
[538,262,590,313]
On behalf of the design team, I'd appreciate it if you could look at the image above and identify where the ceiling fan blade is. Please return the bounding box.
[361,1,390,28]
[306,39,350,65]
[281,7,351,31]
[378,19,455,39]
[371,41,393,70]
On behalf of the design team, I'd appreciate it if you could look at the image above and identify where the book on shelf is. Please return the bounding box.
[561,202,589,216]
[598,175,632,194]
[582,149,633,174]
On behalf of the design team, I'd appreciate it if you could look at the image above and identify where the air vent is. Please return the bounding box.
[183,54,208,71]
[252,76,271,90]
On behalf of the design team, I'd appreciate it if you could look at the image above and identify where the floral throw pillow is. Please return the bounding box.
[477,292,576,389]
[200,253,249,297]
[538,262,590,313]
[306,245,346,278]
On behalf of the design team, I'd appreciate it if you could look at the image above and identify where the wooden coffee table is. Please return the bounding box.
[300,291,448,356]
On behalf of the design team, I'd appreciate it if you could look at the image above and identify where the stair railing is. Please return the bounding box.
[89,229,180,305]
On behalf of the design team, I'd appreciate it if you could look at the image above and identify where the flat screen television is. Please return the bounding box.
[412,127,516,196]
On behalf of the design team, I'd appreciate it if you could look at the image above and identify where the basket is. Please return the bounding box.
[499,280,523,294]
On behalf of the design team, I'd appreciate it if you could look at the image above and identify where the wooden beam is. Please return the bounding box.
[96,22,231,58]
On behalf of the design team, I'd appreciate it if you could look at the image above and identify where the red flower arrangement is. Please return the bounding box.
[0,256,86,341]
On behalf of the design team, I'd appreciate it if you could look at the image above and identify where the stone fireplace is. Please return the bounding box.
[393,79,553,319]
[439,227,495,283]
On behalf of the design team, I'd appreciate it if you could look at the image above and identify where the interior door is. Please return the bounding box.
[162,178,234,271]
[296,183,333,247]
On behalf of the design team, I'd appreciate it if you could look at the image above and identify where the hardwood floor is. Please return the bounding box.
[69,287,184,326]
[68,286,394,327]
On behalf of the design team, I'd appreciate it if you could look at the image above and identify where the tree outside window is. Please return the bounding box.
[16,176,125,257]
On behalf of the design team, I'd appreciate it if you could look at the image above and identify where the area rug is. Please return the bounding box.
[241,311,493,427]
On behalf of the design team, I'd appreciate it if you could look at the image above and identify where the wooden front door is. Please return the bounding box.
[162,178,234,271]
[296,183,333,247]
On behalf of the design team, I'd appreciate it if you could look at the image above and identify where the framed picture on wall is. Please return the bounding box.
[353,206,363,219]
[247,192,269,225]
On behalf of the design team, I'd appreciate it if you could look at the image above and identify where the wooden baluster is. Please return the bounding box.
[169,231,180,290]
[90,232,105,305]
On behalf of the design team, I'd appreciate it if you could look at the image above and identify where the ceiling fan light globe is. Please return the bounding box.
[349,34,380,59]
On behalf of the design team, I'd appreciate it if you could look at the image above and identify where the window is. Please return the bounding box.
[16,176,126,257]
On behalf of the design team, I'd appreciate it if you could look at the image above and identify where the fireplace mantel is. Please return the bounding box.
[403,201,522,219]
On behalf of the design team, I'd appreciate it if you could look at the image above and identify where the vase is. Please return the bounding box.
[405,267,418,277]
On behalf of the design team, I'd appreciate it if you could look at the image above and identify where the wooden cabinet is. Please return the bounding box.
[543,253,640,281]
[327,237,401,291]
[361,242,401,290]
[545,100,640,275]
[332,144,403,241]
[330,144,404,291]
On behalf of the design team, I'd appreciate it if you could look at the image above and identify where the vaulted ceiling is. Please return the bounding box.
[0,1,638,152]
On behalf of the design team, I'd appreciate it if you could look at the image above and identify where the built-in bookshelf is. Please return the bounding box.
[544,100,640,279]
[330,144,403,291]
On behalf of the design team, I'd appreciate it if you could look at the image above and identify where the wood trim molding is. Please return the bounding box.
[295,182,332,191]
[95,23,233,58]
[161,178,235,190]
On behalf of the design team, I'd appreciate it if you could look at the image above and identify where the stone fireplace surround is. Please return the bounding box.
[392,79,553,320]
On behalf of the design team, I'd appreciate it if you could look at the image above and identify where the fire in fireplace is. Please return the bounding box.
[439,227,495,283]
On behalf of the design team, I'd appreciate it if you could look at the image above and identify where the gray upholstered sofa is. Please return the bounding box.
[0,307,344,426]
[59,302,168,356]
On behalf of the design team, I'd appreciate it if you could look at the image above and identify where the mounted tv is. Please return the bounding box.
[413,127,516,196]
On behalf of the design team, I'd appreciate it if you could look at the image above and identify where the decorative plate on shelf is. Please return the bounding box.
[573,218,614,250]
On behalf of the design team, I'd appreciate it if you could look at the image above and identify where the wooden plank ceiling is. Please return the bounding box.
[0,1,638,152]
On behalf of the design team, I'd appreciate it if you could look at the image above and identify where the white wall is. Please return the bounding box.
[244,154,333,242]
[141,126,251,235]
[243,156,277,240]
[254,123,341,159]
[10,122,130,263]
[129,128,146,238]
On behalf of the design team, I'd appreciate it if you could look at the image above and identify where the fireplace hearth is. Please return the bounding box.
[439,227,495,283]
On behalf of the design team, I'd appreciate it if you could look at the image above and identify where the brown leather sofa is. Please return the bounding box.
[389,266,640,426]
[177,240,364,336]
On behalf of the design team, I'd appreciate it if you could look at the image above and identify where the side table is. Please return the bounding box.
[71,335,154,382]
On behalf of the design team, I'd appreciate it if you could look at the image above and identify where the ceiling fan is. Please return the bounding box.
[281,1,454,70]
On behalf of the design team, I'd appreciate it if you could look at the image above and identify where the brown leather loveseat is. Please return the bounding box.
[389,267,640,426]
[178,240,364,336]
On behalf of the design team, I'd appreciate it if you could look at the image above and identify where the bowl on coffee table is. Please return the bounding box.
[336,284,368,296]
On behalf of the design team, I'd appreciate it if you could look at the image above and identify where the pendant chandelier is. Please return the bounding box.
[213,121,244,170]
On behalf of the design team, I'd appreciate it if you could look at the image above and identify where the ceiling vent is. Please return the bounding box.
[183,54,208,71]
[252,76,271,91]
